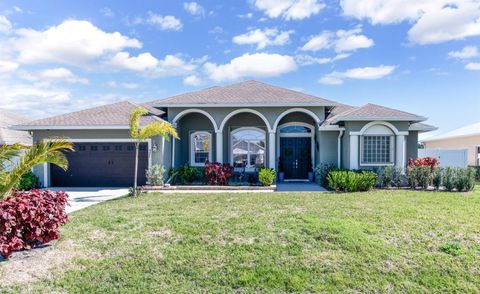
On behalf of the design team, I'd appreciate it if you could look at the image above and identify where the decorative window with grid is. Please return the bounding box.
[361,135,394,165]
[231,128,265,170]
[190,131,211,166]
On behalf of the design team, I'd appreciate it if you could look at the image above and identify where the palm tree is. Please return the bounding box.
[0,139,74,199]
[129,107,178,196]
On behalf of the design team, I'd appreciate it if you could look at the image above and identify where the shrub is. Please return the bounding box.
[326,170,377,192]
[0,189,69,259]
[146,164,165,186]
[469,166,480,180]
[407,165,434,189]
[408,157,439,172]
[204,162,234,185]
[443,167,455,192]
[258,168,276,186]
[314,163,336,186]
[377,166,405,188]
[170,164,204,184]
[454,167,476,192]
[433,167,443,190]
[17,170,40,191]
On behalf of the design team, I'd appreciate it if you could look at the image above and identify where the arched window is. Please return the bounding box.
[231,128,265,170]
[190,131,212,166]
[360,124,394,165]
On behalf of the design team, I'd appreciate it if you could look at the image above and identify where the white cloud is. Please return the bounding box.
[121,83,139,89]
[35,67,89,84]
[147,13,182,31]
[109,52,159,72]
[232,28,293,49]
[204,53,297,81]
[254,0,325,20]
[238,12,254,18]
[100,7,114,17]
[465,62,480,70]
[301,27,374,52]
[0,60,18,72]
[319,65,396,85]
[340,0,480,45]
[448,46,479,59]
[183,2,205,16]
[295,53,350,66]
[10,20,141,65]
[0,15,12,33]
[183,74,202,86]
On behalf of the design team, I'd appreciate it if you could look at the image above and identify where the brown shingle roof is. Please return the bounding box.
[322,104,358,126]
[329,103,426,124]
[148,80,337,106]
[0,109,32,145]
[15,101,163,130]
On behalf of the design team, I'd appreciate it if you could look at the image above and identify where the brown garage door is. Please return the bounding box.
[51,142,148,187]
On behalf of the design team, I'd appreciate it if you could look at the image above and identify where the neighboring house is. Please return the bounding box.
[0,108,32,146]
[422,122,480,166]
[14,80,436,187]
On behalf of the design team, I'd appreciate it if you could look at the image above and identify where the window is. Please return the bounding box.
[361,135,393,165]
[139,145,147,151]
[127,145,135,151]
[77,145,86,151]
[190,131,211,166]
[280,125,311,133]
[102,145,110,151]
[231,128,265,170]
[114,145,122,151]
[90,145,98,151]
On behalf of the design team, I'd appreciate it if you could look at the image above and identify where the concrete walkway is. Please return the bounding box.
[47,187,129,213]
[276,182,328,192]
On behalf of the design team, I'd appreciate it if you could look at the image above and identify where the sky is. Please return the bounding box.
[0,0,479,137]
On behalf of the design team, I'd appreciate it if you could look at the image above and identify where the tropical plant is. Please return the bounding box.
[433,167,443,190]
[258,167,276,186]
[17,170,40,191]
[326,170,377,192]
[169,165,204,184]
[0,139,74,199]
[129,107,178,196]
[146,164,166,186]
[314,163,336,186]
[204,162,234,185]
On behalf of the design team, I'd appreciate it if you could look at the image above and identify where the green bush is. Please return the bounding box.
[454,167,476,192]
[258,168,276,186]
[433,167,443,190]
[443,167,455,191]
[377,166,404,188]
[468,166,480,180]
[314,163,336,186]
[17,171,40,191]
[407,166,432,189]
[146,164,165,186]
[169,164,204,185]
[326,170,377,192]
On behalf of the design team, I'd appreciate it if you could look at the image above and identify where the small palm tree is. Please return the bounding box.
[0,139,74,199]
[129,107,178,196]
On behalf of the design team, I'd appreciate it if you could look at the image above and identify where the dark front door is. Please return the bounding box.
[280,137,311,179]
[50,143,148,187]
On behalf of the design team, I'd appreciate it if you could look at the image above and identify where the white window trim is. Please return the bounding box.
[190,131,212,167]
[230,127,266,172]
[360,134,395,166]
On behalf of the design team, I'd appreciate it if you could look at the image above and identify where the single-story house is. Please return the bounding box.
[422,122,480,166]
[14,80,436,187]
[0,108,32,147]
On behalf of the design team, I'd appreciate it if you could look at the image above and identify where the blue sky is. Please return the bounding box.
[0,0,479,136]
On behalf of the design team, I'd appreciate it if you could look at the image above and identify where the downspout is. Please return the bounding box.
[337,130,344,168]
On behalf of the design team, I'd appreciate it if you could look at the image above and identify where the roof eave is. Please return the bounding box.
[330,116,427,124]
[422,133,480,142]
[12,125,132,131]
[155,102,338,108]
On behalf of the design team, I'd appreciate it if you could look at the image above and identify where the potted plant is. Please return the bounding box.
[277,157,284,182]
[307,160,314,182]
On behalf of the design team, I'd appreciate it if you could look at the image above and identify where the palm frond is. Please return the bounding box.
[130,107,148,139]
[0,144,28,171]
[138,121,179,141]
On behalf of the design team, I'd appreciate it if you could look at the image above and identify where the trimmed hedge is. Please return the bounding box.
[0,190,69,258]
[327,170,377,192]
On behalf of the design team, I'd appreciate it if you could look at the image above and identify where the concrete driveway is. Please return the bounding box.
[47,187,129,213]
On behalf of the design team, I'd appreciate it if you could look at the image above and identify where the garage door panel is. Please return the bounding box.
[51,143,148,187]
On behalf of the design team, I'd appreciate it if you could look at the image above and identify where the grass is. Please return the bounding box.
[2,188,480,293]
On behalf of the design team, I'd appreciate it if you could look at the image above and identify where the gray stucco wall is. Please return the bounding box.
[340,121,417,170]
[319,131,340,166]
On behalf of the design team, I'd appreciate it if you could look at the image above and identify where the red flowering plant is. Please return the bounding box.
[204,162,234,185]
[0,189,69,259]
[408,157,439,172]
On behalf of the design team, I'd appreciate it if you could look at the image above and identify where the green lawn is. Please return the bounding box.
[2,188,480,293]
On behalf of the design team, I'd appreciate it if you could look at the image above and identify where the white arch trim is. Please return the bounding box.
[273,108,321,132]
[351,121,408,136]
[172,109,219,132]
[219,108,273,132]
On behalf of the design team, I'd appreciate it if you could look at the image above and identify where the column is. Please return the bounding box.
[396,135,406,172]
[171,123,176,168]
[349,135,359,169]
[216,131,223,163]
[268,131,276,169]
